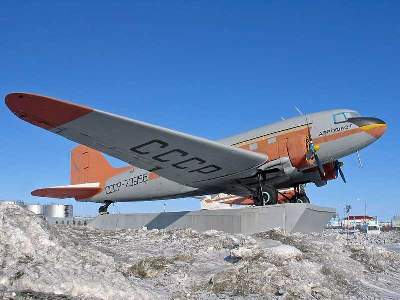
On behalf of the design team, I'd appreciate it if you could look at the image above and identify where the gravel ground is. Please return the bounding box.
[1,204,400,299]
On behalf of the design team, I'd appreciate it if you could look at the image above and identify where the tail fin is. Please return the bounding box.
[70,145,131,186]
[31,146,130,200]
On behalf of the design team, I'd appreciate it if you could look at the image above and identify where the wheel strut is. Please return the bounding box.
[254,173,278,206]
[293,185,310,203]
[99,200,113,215]
[252,173,264,206]
[257,173,265,205]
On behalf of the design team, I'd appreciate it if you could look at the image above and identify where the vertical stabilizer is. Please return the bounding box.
[70,145,130,186]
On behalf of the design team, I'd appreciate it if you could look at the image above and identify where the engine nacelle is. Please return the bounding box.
[321,162,338,181]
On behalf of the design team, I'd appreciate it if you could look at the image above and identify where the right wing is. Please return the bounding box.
[6,93,267,189]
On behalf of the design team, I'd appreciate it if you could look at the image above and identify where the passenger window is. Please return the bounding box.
[333,113,347,123]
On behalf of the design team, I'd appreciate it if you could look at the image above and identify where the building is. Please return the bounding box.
[341,215,376,229]
[392,216,400,230]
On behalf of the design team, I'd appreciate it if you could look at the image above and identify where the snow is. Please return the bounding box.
[268,244,302,259]
[1,203,400,299]
[0,204,156,300]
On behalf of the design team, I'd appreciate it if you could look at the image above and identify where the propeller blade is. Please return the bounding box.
[334,161,346,183]
[338,166,347,183]
[306,149,313,161]
[314,154,325,177]
[356,150,363,168]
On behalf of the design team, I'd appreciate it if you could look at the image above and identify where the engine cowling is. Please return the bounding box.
[285,132,316,170]
[321,162,338,181]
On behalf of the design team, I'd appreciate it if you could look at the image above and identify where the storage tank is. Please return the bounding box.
[0,200,24,206]
[44,204,73,218]
[24,204,44,215]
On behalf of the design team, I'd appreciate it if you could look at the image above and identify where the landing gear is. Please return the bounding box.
[292,185,310,204]
[295,195,310,203]
[253,173,278,206]
[261,186,278,205]
[99,201,112,215]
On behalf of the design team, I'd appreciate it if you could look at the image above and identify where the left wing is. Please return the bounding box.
[6,93,267,189]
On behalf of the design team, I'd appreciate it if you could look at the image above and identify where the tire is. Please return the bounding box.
[98,201,113,214]
[98,207,107,214]
[262,186,278,205]
[296,195,310,203]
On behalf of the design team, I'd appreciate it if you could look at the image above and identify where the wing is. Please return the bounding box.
[6,93,267,189]
[31,183,102,200]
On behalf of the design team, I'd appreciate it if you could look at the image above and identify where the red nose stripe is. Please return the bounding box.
[5,93,93,130]
[365,126,387,138]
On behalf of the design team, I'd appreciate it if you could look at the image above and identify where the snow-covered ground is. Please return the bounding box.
[1,204,400,299]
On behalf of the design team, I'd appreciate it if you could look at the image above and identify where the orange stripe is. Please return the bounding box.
[314,127,363,144]
[148,172,160,180]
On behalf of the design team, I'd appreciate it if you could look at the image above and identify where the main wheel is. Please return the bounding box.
[261,186,278,205]
[296,195,310,203]
[98,201,113,214]
[98,205,108,214]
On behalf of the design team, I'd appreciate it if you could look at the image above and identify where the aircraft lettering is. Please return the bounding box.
[130,139,168,155]
[105,173,148,195]
[173,157,206,169]
[130,139,223,175]
[319,124,352,136]
[153,149,188,162]
[190,164,222,174]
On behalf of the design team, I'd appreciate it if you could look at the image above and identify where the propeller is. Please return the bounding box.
[304,115,325,177]
[356,150,363,168]
[294,106,325,178]
[334,160,347,183]
[307,140,325,177]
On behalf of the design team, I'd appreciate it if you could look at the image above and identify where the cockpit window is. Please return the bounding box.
[350,111,361,117]
[333,111,360,123]
[333,113,347,123]
[344,112,353,119]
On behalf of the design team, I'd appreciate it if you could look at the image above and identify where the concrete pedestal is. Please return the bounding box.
[89,203,335,234]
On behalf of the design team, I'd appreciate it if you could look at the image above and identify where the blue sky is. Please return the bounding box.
[0,1,399,219]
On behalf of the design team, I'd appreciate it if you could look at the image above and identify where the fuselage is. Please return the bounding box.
[87,109,386,203]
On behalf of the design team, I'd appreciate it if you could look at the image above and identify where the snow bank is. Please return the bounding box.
[0,204,155,299]
[1,204,400,299]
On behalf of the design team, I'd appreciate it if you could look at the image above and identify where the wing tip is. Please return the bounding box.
[5,92,93,130]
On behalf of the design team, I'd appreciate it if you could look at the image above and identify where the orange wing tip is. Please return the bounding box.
[5,92,93,130]
[32,183,101,200]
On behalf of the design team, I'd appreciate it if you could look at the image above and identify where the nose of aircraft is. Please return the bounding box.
[348,117,387,139]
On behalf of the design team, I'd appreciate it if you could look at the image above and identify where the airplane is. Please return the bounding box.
[5,93,387,214]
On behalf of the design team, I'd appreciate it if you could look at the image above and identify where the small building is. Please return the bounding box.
[360,219,381,235]
[392,216,400,230]
[341,215,376,229]
[327,215,341,228]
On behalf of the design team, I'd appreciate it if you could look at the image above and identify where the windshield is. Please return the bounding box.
[333,111,361,124]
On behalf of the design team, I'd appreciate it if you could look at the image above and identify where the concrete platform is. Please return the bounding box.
[89,203,336,234]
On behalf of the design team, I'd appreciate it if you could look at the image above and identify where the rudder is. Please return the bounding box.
[70,145,130,186]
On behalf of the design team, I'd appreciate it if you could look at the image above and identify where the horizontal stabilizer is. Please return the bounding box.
[31,183,101,200]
